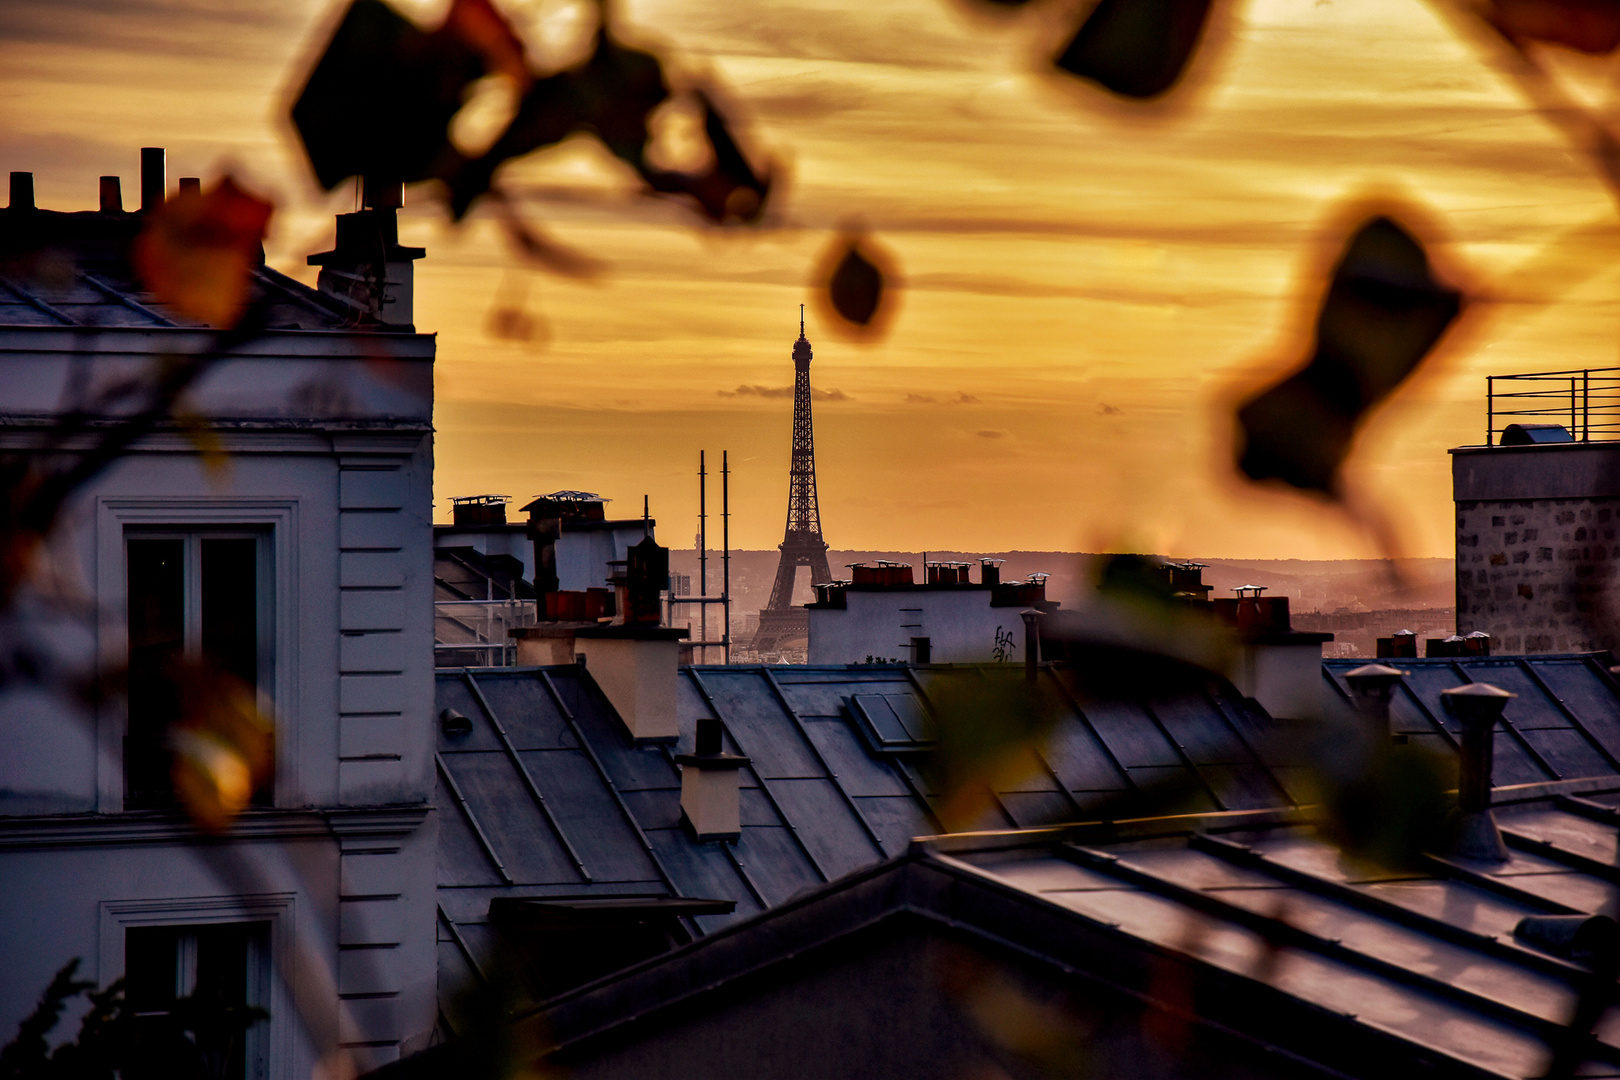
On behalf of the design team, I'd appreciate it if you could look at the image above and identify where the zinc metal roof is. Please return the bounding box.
[431,661,1304,991]
[526,792,1620,1079]
[0,202,358,332]
[1323,654,1620,784]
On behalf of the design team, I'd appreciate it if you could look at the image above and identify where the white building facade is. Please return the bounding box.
[0,162,438,1076]
[806,562,1055,665]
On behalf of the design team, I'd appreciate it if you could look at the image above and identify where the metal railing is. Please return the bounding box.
[1487,367,1620,444]
[434,599,537,667]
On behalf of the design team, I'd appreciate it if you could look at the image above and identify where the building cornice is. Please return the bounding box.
[0,805,430,850]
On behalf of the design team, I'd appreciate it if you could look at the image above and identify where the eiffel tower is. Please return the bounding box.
[752,307,833,654]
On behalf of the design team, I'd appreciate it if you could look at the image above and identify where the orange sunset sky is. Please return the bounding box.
[5,0,1620,559]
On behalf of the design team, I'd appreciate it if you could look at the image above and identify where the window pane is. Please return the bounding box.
[201,538,269,806]
[127,539,183,808]
[201,538,257,689]
[125,922,270,1080]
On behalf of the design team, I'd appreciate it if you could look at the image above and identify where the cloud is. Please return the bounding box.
[906,391,977,405]
[954,392,979,404]
[976,430,1005,439]
[906,393,936,404]
[719,384,849,401]
[1099,403,1123,415]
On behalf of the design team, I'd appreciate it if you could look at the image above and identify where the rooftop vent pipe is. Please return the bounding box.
[1441,682,1515,861]
[99,176,122,213]
[676,718,749,841]
[140,147,164,212]
[1343,663,1405,736]
[9,172,34,210]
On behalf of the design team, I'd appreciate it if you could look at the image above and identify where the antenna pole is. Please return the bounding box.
[723,450,731,665]
[699,451,708,661]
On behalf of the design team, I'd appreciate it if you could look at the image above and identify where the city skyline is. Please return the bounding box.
[5,0,1619,557]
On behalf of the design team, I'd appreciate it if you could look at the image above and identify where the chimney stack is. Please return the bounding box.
[1441,682,1515,861]
[140,147,164,212]
[9,172,34,210]
[178,177,201,197]
[1021,609,1042,684]
[308,176,424,327]
[676,718,749,841]
[99,176,122,213]
[1343,663,1406,736]
[980,559,1001,587]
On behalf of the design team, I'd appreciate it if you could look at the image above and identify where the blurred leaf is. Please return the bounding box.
[1488,0,1620,53]
[291,0,487,191]
[1055,0,1214,99]
[130,178,272,329]
[926,670,1058,829]
[170,663,274,833]
[828,241,883,325]
[643,92,771,223]
[443,0,531,86]
[819,230,901,337]
[1236,216,1462,496]
[172,409,230,483]
[1304,719,1455,871]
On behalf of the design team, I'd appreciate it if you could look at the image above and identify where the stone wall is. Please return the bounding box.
[1456,498,1620,653]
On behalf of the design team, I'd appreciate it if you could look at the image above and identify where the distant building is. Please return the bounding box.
[806,560,1056,664]
[431,492,655,666]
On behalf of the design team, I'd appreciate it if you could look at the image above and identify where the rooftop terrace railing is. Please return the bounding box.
[1487,367,1620,444]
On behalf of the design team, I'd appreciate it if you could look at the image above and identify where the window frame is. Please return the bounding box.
[98,499,300,812]
[100,893,296,1080]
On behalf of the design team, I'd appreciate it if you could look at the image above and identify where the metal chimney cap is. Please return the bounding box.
[1233,584,1267,596]
[1442,682,1516,700]
[1346,663,1407,680]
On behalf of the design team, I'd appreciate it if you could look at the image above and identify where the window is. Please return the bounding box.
[126,532,272,809]
[124,922,270,1080]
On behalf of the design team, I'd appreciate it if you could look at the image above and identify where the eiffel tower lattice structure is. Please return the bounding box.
[752,308,833,654]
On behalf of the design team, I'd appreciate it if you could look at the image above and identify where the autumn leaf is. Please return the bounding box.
[170,663,274,833]
[816,230,902,339]
[1235,215,1463,496]
[131,177,272,329]
[1055,0,1214,99]
[1488,0,1620,53]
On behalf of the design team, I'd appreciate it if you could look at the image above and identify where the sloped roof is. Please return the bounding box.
[1323,654,1620,784]
[431,662,1301,991]
[0,205,364,331]
[0,262,352,331]
[522,790,1620,1079]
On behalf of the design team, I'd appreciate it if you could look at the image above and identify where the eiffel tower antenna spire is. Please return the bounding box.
[752,308,833,656]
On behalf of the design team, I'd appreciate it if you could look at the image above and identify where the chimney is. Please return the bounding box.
[140,147,164,212]
[1441,682,1515,861]
[574,622,689,743]
[451,494,509,528]
[1217,586,1332,722]
[99,176,122,213]
[619,535,668,626]
[676,717,749,841]
[1021,609,1042,684]
[9,172,34,210]
[1343,663,1405,736]
[178,177,201,197]
[980,559,1001,587]
[307,176,425,327]
[1377,628,1418,659]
